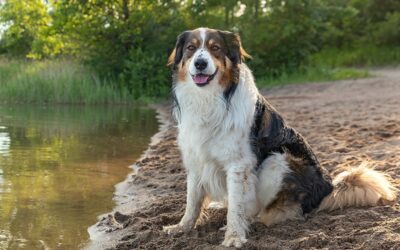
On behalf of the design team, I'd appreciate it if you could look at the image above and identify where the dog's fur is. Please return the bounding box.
[163,27,397,248]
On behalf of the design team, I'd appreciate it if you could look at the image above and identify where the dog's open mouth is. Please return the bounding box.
[191,69,218,87]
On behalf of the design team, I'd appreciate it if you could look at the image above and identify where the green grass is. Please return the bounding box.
[0,59,136,104]
[258,67,369,87]
[257,44,400,87]
[310,45,400,68]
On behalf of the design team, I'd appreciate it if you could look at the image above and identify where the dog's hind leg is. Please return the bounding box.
[256,153,304,226]
[258,196,303,226]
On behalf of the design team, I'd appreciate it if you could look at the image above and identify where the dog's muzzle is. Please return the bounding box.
[191,68,218,87]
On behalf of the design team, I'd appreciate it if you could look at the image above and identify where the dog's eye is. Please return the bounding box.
[187,45,196,51]
[211,45,220,51]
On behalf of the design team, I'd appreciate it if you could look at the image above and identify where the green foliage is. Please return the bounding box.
[119,49,170,99]
[0,0,64,58]
[241,0,323,77]
[370,12,400,46]
[1,0,183,102]
[49,0,184,96]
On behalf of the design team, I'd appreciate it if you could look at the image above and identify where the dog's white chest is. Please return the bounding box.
[179,121,247,162]
[178,121,252,201]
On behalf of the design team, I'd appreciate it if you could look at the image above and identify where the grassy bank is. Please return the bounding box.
[2,45,400,104]
[311,45,400,68]
[0,60,136,104]
[258,67,369,87]
[258,45,400,87]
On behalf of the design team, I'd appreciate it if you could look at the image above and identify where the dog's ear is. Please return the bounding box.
[218,30,251,65]
[168,31,190,68]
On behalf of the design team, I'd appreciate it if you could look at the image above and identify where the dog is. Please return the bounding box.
[163,27,397,248]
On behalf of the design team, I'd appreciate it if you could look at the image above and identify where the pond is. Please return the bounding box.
[0,105,159,249]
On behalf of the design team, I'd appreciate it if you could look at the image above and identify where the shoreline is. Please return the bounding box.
[86,103,174,250]
[86,69,400,249]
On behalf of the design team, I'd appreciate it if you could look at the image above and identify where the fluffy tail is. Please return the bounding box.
[318,164,398,212]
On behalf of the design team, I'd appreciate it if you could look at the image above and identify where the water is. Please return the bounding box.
[0,105,159,250]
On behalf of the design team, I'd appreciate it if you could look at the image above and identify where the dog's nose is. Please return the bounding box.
[194,59,208,71]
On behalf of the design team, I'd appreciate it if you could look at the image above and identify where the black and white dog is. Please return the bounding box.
[163,27,396,248]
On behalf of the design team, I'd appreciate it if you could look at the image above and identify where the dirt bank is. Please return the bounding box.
[87,69,400,249]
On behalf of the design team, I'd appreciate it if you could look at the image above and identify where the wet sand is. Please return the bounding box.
[87,69,400,249]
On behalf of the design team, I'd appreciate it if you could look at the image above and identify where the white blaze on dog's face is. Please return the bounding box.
[188,28,218,86]
[168,27,250,90]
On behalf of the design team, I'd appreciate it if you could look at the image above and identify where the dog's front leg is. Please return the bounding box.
[222,163,256,248]
[163,172,204,234]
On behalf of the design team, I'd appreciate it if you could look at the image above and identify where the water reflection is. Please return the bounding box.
[0,105,158,249]
[0,130,10,156]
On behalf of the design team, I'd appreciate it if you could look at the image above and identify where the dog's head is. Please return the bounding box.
[168,28,250,93]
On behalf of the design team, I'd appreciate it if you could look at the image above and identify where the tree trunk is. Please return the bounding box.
[122,0,130,21]
[254,0,259,21]
[225,5,230,28]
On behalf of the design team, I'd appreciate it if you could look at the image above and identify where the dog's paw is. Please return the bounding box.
[163,223,190,234]
[222,232,247,248]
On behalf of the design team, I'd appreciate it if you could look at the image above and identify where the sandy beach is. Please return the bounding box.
[87,68,400,250]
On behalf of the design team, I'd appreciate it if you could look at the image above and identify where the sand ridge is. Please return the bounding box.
[87,69,400,250]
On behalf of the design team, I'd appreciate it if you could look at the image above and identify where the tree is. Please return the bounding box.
[0,0,63,58]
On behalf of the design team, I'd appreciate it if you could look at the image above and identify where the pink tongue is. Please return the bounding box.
[193,75,209,84]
